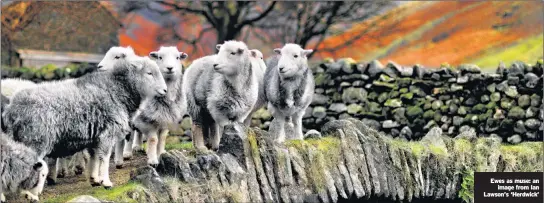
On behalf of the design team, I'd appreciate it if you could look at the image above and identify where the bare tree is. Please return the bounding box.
[254,1,395,58]
[121,1,277,53]
[1,2,41,65]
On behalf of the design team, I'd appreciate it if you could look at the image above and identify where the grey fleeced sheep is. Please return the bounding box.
[1,135,48,202]
[243,49,268,126]
[116,46,188,167]
[184,40,259,150]
[264,43,315,142]
[2,57,167,188]
[0,78,89,185]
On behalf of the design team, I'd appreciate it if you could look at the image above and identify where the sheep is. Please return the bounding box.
[97,46,137,71]
[184,40,259,150]
[115,46,188,167]
[263,44,315,142]
[243,49,268,126]
[1,134,48,202]
[0,78,91,185]
[2,57,167,188]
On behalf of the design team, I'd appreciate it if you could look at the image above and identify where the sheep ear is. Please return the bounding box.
[216,44,222,51]
[302,49,313,57]
[274,48,281,55]
[250,50,257,58]
[130,62,143,70]
[149,52,159,59]
[33,162,43,170]
[179,52,188,60]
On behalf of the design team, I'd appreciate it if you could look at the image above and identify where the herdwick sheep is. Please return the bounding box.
[264,44,315,142]
[243,49,268,126]
[2,57,167,188]
[1,135,48,202]
[97,46,137,71]
[184,40,259,150]
[116,46,188,167]
[0,78,89,185]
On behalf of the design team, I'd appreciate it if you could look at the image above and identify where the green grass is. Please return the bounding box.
[471,34,544,69]
[45,182,142,203]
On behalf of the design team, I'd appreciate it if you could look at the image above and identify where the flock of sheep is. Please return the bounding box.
[0,40,315,202]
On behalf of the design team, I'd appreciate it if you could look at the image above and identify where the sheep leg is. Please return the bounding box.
[157,129,169,155]
[20,190,39,202]
[209,121,223,151]
[132,131,144,152]
[57,157,68,178]
[113,138,125,169]
[46,158,58,185]
[146,129,160,167]
[292,112,304,140]
[123,131,135,159]
[88,149,101,187]
[191,123,206,151]
[1,193,5,202]
[98,145,114,188]
[269,113,286,143]
[75,150,89,175]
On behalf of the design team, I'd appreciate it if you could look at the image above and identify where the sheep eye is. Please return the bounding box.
[147,72,153,75]
[260,57,263,59]
[176,57,180,60]
[294,55,299,58]
[230,52,236,55]
[159,57,163,60]
[114,56,120,59]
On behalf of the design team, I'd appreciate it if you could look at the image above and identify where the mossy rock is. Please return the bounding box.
[406,106,424,118]
[485,102,497,110]
[314,73,329,86]
[423,110,435,119]
[500,99,514,109]
[373,81,398,89]
[384,98,402,107]
[367,92,378,101]
[472,104,486,113]
[490,92,501,102]
[389,91,400,98]
[507,106,525,119]
[347,104,363,114]
[397,78,412,87]
[377,92,389,103]
[367,102,382,113]
[400,92,414,100]
[458,106,468,115]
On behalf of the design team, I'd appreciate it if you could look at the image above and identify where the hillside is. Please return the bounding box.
[316,1,544,69]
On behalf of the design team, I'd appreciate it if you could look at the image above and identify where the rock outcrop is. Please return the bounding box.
[131,119,541,203]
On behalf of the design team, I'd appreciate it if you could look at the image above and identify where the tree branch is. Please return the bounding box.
[238,1,277,28]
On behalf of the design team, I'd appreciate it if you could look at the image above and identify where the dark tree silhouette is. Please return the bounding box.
[255,1,395,58]
[122,1,277,49]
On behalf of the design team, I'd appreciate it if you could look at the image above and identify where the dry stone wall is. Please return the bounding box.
[250,59,544,143]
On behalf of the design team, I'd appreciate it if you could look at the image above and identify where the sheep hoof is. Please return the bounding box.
[57,171,66,178]
[74,166,85,175]
[90,180,101,187]
[46,177,56,185]
[123,154,132,160]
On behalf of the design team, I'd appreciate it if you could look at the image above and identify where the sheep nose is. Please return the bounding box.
[279,67,285,72]
[213,64,218,68]
[158,89,167,96]
[167,67,173,71]
[97,65,103,69]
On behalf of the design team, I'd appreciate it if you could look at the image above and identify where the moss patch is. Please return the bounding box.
[45,182,142,203]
